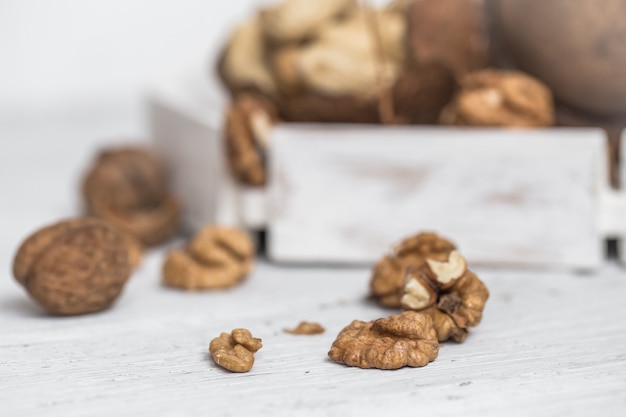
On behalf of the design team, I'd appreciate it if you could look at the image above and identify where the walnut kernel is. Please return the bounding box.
[162,226,255,290]
[328,311,439,370]
[284,321,325,335]
[440,69,555,127]
[13,218,132,315]
[209,328,263,373]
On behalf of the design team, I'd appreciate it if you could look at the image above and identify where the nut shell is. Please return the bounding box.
[82,147,181,246]
[13,218,131,315]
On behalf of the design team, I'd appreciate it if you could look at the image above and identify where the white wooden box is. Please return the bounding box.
[149,71,626,269]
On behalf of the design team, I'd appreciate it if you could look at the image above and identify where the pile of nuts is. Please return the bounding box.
[218,0,556,187]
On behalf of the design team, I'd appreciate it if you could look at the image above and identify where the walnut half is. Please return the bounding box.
[328,311,439,370]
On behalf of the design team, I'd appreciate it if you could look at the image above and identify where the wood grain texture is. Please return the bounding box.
[2,110,626,417]
[268,126,608,268]
[2,254,626,417]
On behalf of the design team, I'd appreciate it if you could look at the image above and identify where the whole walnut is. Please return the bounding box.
[328,311,439,370]
[82,147,180,246]
[162,226,255,291]
[370,232,456,308]
[439,69,555,127]
[13,218,132,315]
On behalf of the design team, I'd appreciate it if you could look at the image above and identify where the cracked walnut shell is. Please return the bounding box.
[13,218,132,315]
[440,69,555,127]
[402,251,490,343]
[162,226,255,290]
[224,94,278,187]
[328,311,439,370]
[210,328,263,373]
[82,147,181,246]
[370,232,456,308]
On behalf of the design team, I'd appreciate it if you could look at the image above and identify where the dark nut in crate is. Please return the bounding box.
[406,0,489,78]
[210,328,263,373]
[402,251,490,343]
[82,147,181,246]
[224,94,278,187]
[370,232,456,308]
[439,69,555,127]
[162,226,255,290]
[12,218,132,315]
[328,311,439,370]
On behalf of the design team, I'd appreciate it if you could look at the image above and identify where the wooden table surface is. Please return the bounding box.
[1,115,625,416]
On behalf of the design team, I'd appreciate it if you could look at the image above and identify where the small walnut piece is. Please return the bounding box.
[224,94,279,187]
[370,232,456,308]
[82,147,181,246]
[402,251,490,343]
[440,69,555,127]
[284,321,325,335]
[13,218,132,315]
[328,311,439,370]
[162,226,255,290]
[209,329,263,373]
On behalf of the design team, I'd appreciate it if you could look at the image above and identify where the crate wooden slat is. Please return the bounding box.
[267,126,608,269]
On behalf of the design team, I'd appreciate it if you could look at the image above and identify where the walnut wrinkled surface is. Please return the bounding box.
[162,226,255,291]
[402,251,490,342]
[284,321,325,335]
[82,147,180,246]
[328,311,439,369]
[209,329,263,373]
[370,232,456,308]
[13,218,132,315]
[440,69,555,127]
[224,94,278,187]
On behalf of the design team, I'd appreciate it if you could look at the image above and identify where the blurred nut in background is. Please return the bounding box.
[328,311,439,369]
[440,69,555,127]
[13,218,132,315]
[163,226,255,290]
[82,147,181,246]
[225,94,279,187]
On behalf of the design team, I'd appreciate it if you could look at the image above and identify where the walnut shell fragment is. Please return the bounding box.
[328,311,439,370]
[402,251,490,343]
[440,69,555,127]
[13,218,132,315]
[370,232,456,308]
[162,226,255,290]
[82,147,181,246]
[224,94,279,187]
[284,321,325,335]
[209,328,263,373]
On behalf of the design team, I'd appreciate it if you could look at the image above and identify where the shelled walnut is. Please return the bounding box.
[440,69,555,127]
[162,226,255,290]
[328,311,439,369]
[402,251,489,342]
[370,232,456,308]
[284,321,325,335]
[13,218,132,315]
[82,147,180,246]
[210,328,263,373]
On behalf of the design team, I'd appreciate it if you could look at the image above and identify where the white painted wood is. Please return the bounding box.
[149,68,268,231]
[2,106,626,417]
[268,126,608,269]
